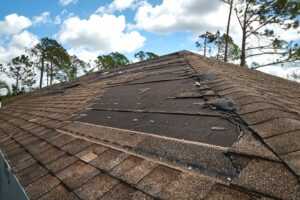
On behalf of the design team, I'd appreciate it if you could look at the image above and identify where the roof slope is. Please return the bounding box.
[0,50,299,200]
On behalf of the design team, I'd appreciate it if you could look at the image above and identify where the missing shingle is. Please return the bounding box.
[80,152,98,163]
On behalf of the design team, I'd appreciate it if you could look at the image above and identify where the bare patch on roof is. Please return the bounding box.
[76,65,244,147]
[78,109,239,147]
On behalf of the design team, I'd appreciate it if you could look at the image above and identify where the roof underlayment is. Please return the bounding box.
[0,51,299,200]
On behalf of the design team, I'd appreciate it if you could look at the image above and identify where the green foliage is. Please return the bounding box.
[196,31,219,56]
[134,51,159,61]
[146,52,159,60]
[31,37,73,87]
[66,55,86,81]
[215,33,241,61]
[96,52,129,70]
[2,55,36,93]
[196,31,240,61]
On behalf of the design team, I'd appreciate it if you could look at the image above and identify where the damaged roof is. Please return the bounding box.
[0,50,299,200]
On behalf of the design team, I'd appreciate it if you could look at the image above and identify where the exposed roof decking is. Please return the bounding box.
[0,51,299,199]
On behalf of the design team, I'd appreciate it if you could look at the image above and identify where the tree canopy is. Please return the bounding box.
[134,51,159,61]
[2,55,35,94]
[233,0,300,67]
[95,52,130,70]
[196,31,240,61]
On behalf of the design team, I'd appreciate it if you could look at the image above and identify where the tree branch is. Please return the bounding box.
[246,16,277,38]
[251,58,297,69]
[246,51,287,58]
[246,45,275,51]
[235,8,243,29]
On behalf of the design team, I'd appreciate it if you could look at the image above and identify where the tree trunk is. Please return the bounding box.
[217,43,221,60]
[224,0,233,62]
[50,61,53,86]
[16,77,19,93]
[46,70,49,87]
[204,37,207,57]
[240,6,248,67]
[39,55,44,89]
[240,31,247,66]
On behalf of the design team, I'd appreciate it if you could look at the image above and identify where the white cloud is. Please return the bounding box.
[112,0,137,10]
[0,14,38,64]
[10,30,39,49]
[59,0,78,6]
[0,13,32,35]
[0,14,39,88]
[0,31,39,64]
[133,0,230,33]
[96,0,138,14]
[33,12,51,25]
[259,66,300,82]
[57,14,145,59]
[68,48,100,63]
[0,29,39,89]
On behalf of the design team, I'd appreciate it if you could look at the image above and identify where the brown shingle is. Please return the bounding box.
[75,174,119,200]
[238,102,282,115]
[1,139,20,152]
[137,165,181,197]
[112,158,158,185]
[48,133,76,147]
[250,118,300,138]
[265,131,300,155]
[90,149,128,171]
[46,154,78,173]
[162,173,215,200]
[230,133,278,160]
[100,183,153,200]
[38,185,79,200]
[34,146,65,164]
[241,109,299,126]
[39,130,60,141]
[25,140,52,155]
[25,174,60,200]
[283,151,300,176]
[56,160,100,189]
[61,139,92,154]
[2,145,23,157]
[10,153,37,173]
[17,135,40,146]
[204,184,253,200]
[16,163,48,186]
[233,159,299,199]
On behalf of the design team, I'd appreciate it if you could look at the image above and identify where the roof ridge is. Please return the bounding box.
[184,51,300,86]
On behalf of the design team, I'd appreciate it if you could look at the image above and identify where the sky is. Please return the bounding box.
[0,0,299,87]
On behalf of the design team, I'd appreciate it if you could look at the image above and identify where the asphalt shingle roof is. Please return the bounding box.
[0,50,299,200]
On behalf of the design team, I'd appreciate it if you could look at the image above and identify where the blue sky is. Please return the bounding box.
[0,0,299,82]
[0,0,197,62]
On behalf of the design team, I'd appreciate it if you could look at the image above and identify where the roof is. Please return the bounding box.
[0,50,299,200]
